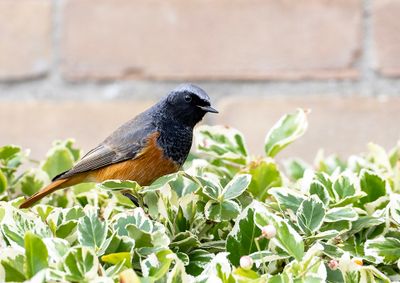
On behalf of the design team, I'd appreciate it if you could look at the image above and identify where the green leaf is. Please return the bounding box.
[0,145,21,162]
[0,207,4,222]
[360,266,391,283]
[57,221,78,239]
[264,109,308,157]
[126,223,152,248]
[170,231,201,254]
[24,231,48,278]
[315,153,346,175]
[226,201,268,266]
[42,142,75,179]
[274,220,305,261]
[2,224,25,247]
[325,207,358,222]
[113,208,153,236]
[1,253,26,282]
[232,267,260,281]
[176,252,189,266]
[390,194,400,225]
[306,230,339,241]
[16,169,49,196]
[269,187,306,212]
[168,173,199,197]
[333,175,356,199]
[255,210,304,261]
[314,171,335,199]
[331,193,367,208]
[105,259,127,278]
[63,247,97,282]
[349,216,385,235]
[296,196,326,235]
[267,273,292,283]
[222,174,251,200]
[321,242,345,258]
[320,220,351,234]
[174,205,191,233]
[341,236,372,261]
[308,181,330,206]
[101,252,131,268]
[77,212,107,251]
[367,143,392,172]
[205,200,241,222]
[33,205,54,222]
[167,258,191,283]
[365,237,400,264]
[389,144,400,168]
[195,125,248,165]
[284,158,310,180]
[43,238,70,263]
[113,208,169,248]
[47,207,84,238]
[0,170,7,194]
[64,139,81,162]
[202,183,221,201]
[140,249,174,279]
[248,250,290,265]
[97,179,141,192]
[186,249,214,276]
[197,253,233,281]
[359,170,387,205]
[143,172,183,192]
[2,209,51,247]
[245,159,282,201]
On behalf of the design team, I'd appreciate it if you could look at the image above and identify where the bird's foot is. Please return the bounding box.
[121,191,140,207]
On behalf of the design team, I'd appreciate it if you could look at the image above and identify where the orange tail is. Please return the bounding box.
[19,175,83,208]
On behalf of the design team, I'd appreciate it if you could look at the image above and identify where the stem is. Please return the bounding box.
[254,237,268,273]
[296,258,321,279]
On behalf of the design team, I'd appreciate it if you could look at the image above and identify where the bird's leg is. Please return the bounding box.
[121,190,140,207]
[120,189,152,221]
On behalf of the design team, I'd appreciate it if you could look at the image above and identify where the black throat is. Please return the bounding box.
[152,101,196,166]
[156,119,194,166]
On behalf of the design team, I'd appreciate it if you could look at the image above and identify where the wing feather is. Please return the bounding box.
[53,111,156,181]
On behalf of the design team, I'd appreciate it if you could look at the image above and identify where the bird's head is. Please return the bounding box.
[163,84,218,127]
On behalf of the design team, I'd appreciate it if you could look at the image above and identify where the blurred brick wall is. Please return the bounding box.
[3,0,400,81]
[0,0,400,161]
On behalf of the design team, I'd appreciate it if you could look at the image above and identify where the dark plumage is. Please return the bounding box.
[20,84,217,208]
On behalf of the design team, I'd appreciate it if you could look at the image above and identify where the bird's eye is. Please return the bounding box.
[184,95,192,103]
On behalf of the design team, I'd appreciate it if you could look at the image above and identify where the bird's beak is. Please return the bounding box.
[198,105,219,113]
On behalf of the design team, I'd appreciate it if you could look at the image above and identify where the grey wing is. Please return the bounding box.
[53,112,156,181]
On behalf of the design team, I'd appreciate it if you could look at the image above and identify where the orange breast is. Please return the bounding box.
[88,132,180,186]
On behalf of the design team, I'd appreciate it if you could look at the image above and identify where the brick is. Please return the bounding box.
[214,96,400,161]
[0,101,153,160]
[0,0,52,80]
[373,0,400,77]
[62,0,361,81]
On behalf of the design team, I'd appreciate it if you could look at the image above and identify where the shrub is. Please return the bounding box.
[0,109,399,282]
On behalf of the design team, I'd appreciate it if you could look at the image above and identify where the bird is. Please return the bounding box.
[20,84,218,208]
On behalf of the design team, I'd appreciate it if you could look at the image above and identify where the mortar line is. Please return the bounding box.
[50,0,63,84]
[359,0,377,96]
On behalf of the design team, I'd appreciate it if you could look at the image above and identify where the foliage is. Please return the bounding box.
[0,108,399,282]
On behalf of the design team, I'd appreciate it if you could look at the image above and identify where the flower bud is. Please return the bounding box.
[240,256,253,270]
[352,257,363,266]
[261,224,276,239]
[328,259,339,270]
